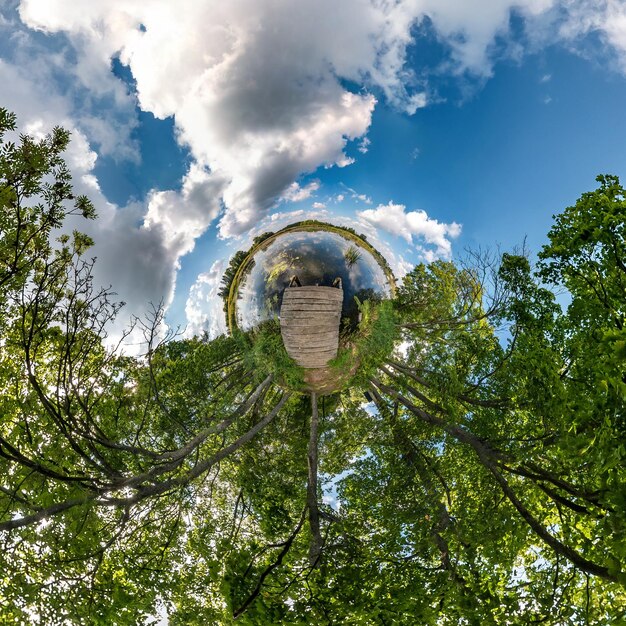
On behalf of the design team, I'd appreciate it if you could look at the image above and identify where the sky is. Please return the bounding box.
[2,0,626,342]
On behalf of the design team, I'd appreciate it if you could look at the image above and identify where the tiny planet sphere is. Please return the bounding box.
[233,229,392,331]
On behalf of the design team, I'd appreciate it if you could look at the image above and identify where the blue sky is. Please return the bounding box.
[2,0,626,341]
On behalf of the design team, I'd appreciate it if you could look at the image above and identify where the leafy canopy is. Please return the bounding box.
[0,111,625,624]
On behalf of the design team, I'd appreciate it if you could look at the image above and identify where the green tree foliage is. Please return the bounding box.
[217,233,275,309]
[0,110,292,623]
[218,250,248,303]
[235,319,305,390]
[0,109,95,307]
[0,111,625,624]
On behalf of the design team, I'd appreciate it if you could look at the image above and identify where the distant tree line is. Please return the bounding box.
[218,219,394,316]
[217,232,275,311]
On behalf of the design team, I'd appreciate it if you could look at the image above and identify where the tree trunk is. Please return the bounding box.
[307,391,322,567]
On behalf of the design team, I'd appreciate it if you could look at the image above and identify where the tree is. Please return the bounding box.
[0,110,292,623]
[1,111,625,624]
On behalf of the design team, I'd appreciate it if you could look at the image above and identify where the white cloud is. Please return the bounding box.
[358,202,461,260]
[312,202,327,209]
[604,1,626,65]
[62,137,225,346]
[358,137,371,154]
[18,0,383,238]
[404,92,428,115]
[143,164,225,260]
[185,260,228,339]
[414,0,554,75]
[552,0,626,73]
[8,0,626,340]
[280,181,320,204]
[20,0,626,227]
[1,5,139,160]
[396,255,415,278]
[16,0,579,243]
[14,1,626,234]
[340,183,373,205]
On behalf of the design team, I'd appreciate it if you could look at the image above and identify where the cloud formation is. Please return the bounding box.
[358,202,461,261]
[14,0,626,236]
[63,136,223,344]
[553,0,626,72]
[185,260,228,339]
[0,39,221,342]
[16,0,576,241]
[18,0,384,237]
[280,181,321,204]
[1,5,139,160]
[6,0,626,338]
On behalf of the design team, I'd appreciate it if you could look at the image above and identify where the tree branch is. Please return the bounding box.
[307,392,322,568]
[369,377,619,583]
[233,506,307,619]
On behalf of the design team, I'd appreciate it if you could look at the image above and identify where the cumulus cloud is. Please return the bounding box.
[16,0,586,243]
[17,0,382,238]
[358,202,461,260]
[7,0,626,340]
[185,260,228,339]
[63,135,225,345]
[280,181,321,204]
[143,165,225,260]
[14,0,626,241]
